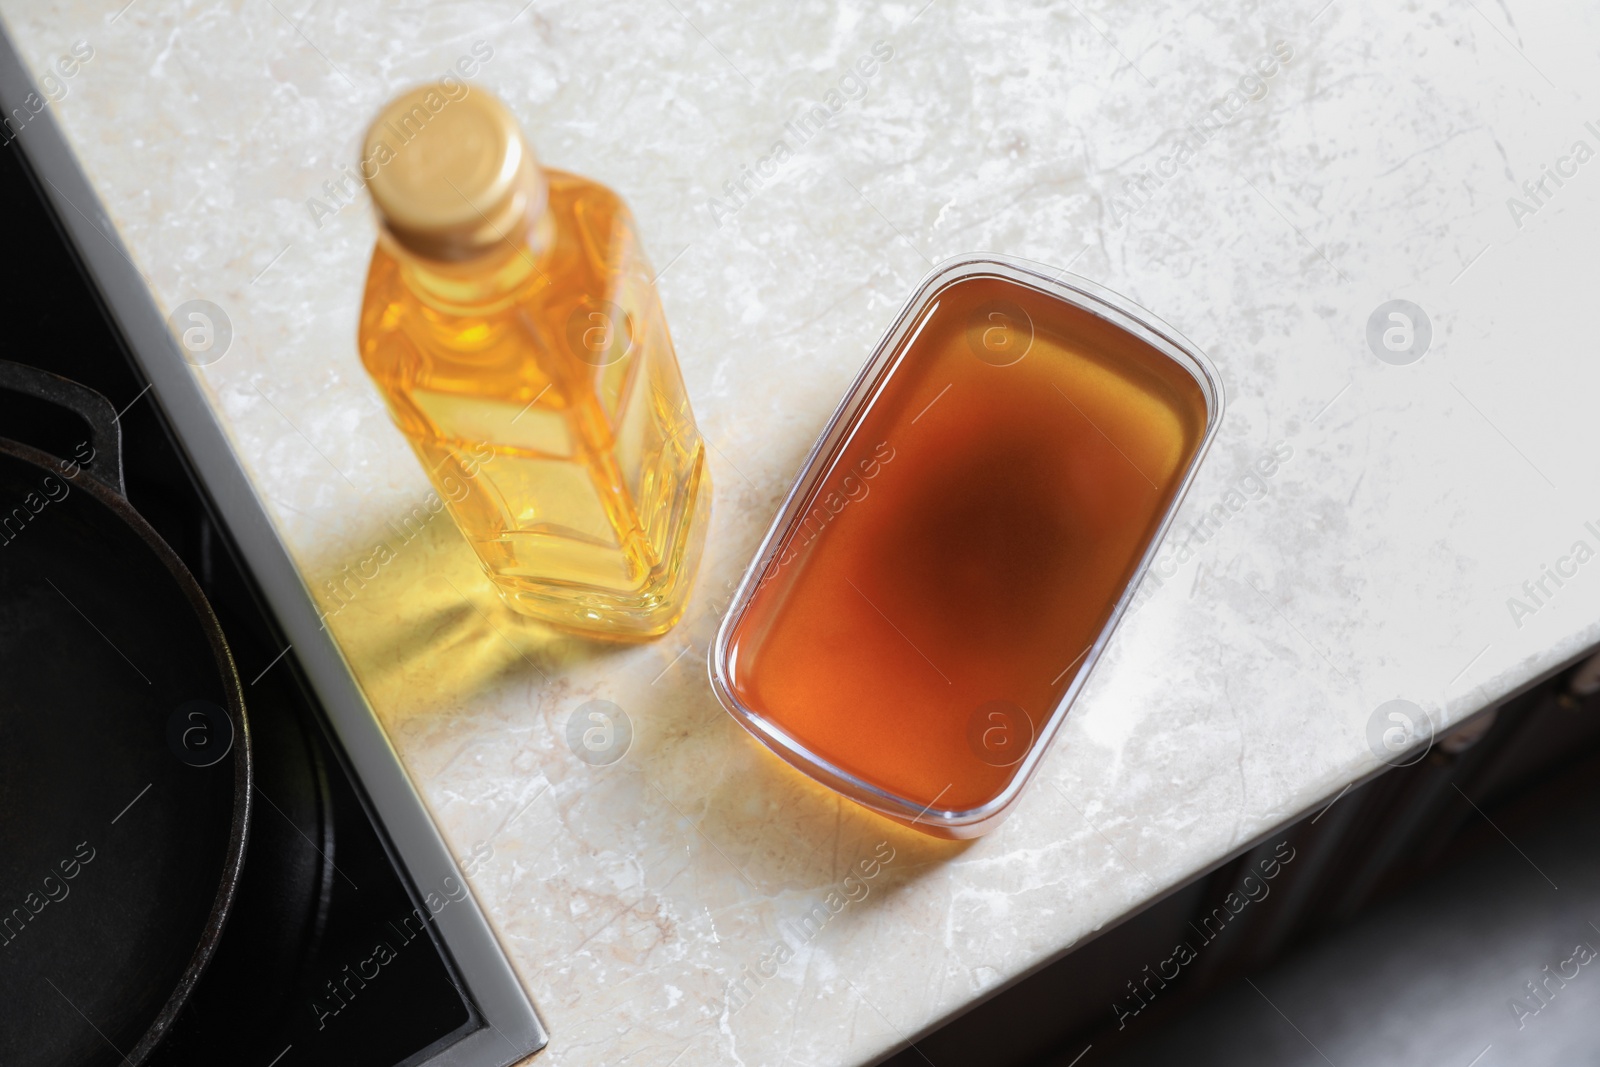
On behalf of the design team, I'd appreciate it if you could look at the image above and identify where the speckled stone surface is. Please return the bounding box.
[5,2,1600,1063]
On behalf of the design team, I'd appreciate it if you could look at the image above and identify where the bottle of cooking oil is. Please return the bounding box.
[357,84,710,639]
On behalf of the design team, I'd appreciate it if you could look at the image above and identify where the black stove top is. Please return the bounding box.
[0,87,503,1067]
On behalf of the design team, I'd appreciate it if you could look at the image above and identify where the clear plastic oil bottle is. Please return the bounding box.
[357,83,710,639]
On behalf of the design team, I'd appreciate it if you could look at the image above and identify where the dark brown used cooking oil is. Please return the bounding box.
[723,275,1209,814]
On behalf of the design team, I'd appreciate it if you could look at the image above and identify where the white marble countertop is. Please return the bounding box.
[6,1,1600,1063]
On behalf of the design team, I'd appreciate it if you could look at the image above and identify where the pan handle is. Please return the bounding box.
[0,358,125,496]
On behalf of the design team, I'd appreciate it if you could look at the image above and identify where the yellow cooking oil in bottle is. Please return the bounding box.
[357,83,710,639]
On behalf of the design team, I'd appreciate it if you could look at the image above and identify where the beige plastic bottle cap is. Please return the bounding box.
[362,84,546,262]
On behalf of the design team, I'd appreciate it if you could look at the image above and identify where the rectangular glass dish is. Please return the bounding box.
[709,255,1223,837]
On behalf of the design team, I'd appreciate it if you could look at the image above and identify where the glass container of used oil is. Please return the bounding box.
[710,255,1222,837]
[357,84,710,639]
